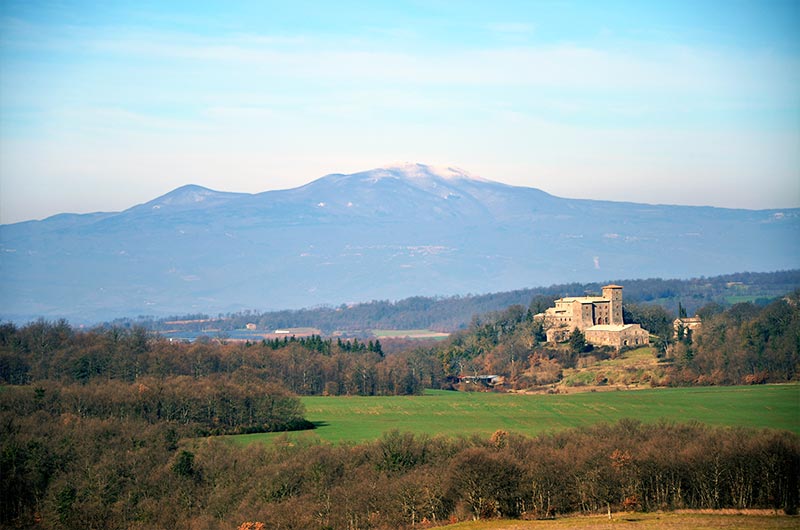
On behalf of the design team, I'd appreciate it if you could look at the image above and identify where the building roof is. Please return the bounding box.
[586,324,641,332]
[560,296,607,303]
[602,284,624,289]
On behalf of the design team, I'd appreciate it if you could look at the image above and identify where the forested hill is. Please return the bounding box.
[439,288,800,389]
[129,270,800,335]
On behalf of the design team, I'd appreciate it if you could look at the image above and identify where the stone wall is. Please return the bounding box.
[585,324,649,348]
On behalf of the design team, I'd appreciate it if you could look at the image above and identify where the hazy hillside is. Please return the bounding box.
[1,164,798,322]
[129,270,800,336]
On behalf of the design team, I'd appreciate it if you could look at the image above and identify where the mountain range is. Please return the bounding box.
[1,163,798,322]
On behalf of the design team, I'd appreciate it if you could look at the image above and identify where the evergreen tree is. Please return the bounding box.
[568,328,587,354]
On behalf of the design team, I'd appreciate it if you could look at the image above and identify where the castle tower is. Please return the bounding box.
[602,285,624,325]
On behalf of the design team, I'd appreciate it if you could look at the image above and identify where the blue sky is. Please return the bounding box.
[1,0,798,223]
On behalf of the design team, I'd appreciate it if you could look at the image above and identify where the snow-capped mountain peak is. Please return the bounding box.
[380,163,487,182]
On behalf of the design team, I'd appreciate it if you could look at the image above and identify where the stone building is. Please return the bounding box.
[673,316,702,340]
[584,324,650,349]
[537,285,650,349]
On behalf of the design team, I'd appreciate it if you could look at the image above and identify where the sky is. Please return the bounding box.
[1,0,798,224]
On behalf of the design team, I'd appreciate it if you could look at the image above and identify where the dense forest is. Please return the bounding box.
[0,323,439,396]
[113,270,800,335]
[3,413,798,528]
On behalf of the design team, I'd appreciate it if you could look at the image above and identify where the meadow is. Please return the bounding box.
[228,383,799,445]
[438,511,798,529]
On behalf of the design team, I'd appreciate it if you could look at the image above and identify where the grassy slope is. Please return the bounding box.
[438,512,797,529]
[560,347,666,388]
[227,384,800,445]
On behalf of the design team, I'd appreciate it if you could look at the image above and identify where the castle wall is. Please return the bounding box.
[585,324,650,348]
[593,301,611,325]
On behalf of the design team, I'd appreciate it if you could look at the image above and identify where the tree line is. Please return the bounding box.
[262,335,383,356]
[2,290,797,395]
[0,378,310,436]
[667,292,800,385]
[0,321,440,396]
[2,413,797,529]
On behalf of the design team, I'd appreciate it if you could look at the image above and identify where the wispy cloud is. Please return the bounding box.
[5,16,796,99]
[1,3,798,223]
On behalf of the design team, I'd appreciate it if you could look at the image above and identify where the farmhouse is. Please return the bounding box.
[537,285,650,348]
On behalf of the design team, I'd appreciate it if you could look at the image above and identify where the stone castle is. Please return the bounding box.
[537,285,650,349]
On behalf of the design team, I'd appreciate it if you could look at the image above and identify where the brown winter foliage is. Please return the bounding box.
[0,321,442,395]
[666,293,800,385]
[2,411,798,529]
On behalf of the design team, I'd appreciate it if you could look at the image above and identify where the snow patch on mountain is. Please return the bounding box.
[381,163,487,182]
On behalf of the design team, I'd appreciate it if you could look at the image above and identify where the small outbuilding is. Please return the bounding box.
[458,375,504,386]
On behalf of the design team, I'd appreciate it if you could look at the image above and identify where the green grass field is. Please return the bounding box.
[724,295,770,305]
[227,384,800,446]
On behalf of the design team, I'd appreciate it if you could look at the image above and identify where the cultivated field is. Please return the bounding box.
[228,383,799,445]
[371,328,450,339]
